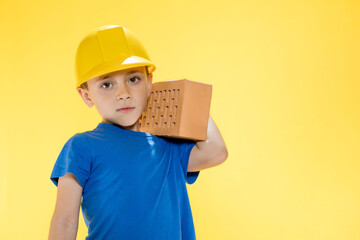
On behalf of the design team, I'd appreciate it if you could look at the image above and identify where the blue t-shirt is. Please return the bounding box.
[50,122,199,240]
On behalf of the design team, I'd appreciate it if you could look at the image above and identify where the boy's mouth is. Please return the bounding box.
[117,107,135,113]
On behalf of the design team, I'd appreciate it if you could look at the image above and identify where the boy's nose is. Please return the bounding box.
[116,87,131,101]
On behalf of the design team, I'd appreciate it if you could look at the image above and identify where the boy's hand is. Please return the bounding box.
[187,116,228,172]
[49,173,82,240]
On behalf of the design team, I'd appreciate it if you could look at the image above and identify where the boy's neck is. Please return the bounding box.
[101,119,140,132]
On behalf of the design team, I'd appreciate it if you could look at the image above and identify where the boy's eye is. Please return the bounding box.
[128,76,140,84]
[101,82,113,88]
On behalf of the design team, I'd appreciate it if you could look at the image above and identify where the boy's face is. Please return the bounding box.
[77,66,152,131]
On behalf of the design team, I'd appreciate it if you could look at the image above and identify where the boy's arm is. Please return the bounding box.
[49,173,83,240]
[187,115,228,172]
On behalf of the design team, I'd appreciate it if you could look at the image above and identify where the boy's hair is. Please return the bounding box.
[80,66,150,90]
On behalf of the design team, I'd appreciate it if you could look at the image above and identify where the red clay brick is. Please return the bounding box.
[139,79,212,141]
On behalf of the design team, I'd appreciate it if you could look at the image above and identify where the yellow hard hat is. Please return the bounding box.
[75,25,156,88]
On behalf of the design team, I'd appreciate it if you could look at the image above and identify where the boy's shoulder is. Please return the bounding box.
[64,124,195,151]
[161,136,195,145]
[61,132,88,151]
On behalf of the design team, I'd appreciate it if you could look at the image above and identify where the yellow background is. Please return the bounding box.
[1,0,359,239]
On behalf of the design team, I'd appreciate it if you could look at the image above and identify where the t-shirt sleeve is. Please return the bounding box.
[172,139,199,184]
[50,133,91,189]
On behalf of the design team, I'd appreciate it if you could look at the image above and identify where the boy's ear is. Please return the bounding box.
[77,87,94,108]
[147,73,153,97]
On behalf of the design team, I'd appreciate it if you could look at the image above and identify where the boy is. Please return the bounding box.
[49,25,227,240]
